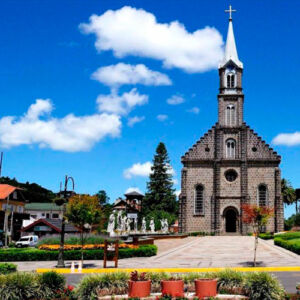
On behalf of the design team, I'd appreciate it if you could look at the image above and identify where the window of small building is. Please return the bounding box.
[52,213,59,219]
[194,185,204,215]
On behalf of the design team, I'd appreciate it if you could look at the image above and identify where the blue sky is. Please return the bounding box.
[0,0,299,218]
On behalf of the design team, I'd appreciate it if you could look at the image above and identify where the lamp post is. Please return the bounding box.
[56,175,75,268]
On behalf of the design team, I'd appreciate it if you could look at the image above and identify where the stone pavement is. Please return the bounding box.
[13,236,300,271]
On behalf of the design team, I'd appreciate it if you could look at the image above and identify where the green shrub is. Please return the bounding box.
[244,272,285,300]
[188,232,214,236]
[259,232,274,240]
[40,271,65,290]
[0,272,46,300]
[0,263,17,274]
[75,272,129,299]
[216,269,244,295]
[0,245,157,261]
[274,232,300,254]
[37,234,106,247]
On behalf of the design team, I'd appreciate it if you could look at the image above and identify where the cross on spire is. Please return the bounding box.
[225,5,236,21]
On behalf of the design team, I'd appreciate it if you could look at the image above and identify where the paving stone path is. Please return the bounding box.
[13,236,300,270]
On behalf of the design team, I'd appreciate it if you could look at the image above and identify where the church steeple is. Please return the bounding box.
[218,5,244,127]
[219,10,243,69]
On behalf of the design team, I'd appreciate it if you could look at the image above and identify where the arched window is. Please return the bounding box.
[225,105,236,126]
[226,139,236,158]
[258,184,268,206]
[194,185,204,215]
[226,73,235,88]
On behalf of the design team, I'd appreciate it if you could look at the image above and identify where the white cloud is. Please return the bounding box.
[187,107,200,114]
[175,190,181,197]
[272,132,300,146]
[127,116,145,127]
[0,99,121,152]
[173,178,179,185]
[92,63,171,87]
[123,161,152,179]
[157,114,168,122]
[125,187,143,194]
[80,6,224,73]
[167,95,185,105]
[124,161,175,179]
[97,88,148,115]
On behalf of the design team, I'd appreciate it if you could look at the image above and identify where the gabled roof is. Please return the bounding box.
[0,184,21,200]
[219,19,243,69]
[22,218,78,233]
[25,202,61,211]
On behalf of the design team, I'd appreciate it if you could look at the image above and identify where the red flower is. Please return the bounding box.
[67,285,74,291]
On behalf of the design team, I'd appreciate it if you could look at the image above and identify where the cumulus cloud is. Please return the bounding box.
[272,132,300,146]
[80,6,224,73]
[167,95,185,105]
[97,88,148,115]
[0,99,121,152]
[127,116,145,127]
[92,63,171,87]
[125,187,143,194]
[124,161,175,179]
[157,114,168,122]
[123,161,152,179]
[187,107,200,114]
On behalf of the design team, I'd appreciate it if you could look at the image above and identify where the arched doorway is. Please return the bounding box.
[224,208,238,233]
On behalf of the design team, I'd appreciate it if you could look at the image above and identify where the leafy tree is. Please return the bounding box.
[241,204,274,267]
[96,190,110,205]
[0,176,56,202]
[65,194,102,265]
[281,178,296,212]
[143,142,177,219]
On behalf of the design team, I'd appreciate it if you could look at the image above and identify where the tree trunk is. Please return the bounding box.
[296,200,298,215]
[254,234,258,267]
[81,229,84,267]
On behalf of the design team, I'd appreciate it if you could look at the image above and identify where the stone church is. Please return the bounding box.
[179,13,284,235]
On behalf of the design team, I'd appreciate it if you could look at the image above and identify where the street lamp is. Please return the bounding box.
[56,175,75,268]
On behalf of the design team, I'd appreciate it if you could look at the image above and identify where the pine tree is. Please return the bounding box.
[143,142,177,216]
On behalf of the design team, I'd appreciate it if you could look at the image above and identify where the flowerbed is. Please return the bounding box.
[39,243,138,251]
[0,245,157,261]
[274,231,300,254]
[75,269,285,300]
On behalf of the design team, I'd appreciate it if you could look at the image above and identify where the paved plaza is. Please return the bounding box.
[14,236,300,271]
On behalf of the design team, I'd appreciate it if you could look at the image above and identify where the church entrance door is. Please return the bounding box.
[225,209,237,233]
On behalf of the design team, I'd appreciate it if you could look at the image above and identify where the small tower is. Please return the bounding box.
[218,6,244,128]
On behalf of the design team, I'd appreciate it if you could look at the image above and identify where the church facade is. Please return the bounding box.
[179,15,284,235]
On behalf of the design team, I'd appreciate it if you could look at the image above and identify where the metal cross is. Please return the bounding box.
[225,5,236,20]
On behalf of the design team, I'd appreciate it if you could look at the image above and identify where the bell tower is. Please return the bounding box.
[218,6,244,128]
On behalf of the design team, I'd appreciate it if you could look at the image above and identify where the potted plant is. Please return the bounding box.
[161,277,184,297]
[195,278,217,299]
[128,271,151,298]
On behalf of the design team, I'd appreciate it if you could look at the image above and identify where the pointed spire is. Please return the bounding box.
[219,6,243,69]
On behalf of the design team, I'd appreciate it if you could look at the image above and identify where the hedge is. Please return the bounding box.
[0,245,157,261]
[274,232,300,254]
[0,263,17,274]
[258,232,274,240]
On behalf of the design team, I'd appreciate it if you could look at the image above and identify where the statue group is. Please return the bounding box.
[107,212,168,236]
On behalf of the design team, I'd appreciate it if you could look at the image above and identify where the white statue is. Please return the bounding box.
[162,219,169,233]
[126,218,132,232]
[117,211,122,231]
[107,213,115,235]
[141,217,146,233]
[150,219,155,233]
[134,218,138,232]
[122,215,128,232]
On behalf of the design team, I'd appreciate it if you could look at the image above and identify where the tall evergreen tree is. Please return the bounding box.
[143,142,177,216]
